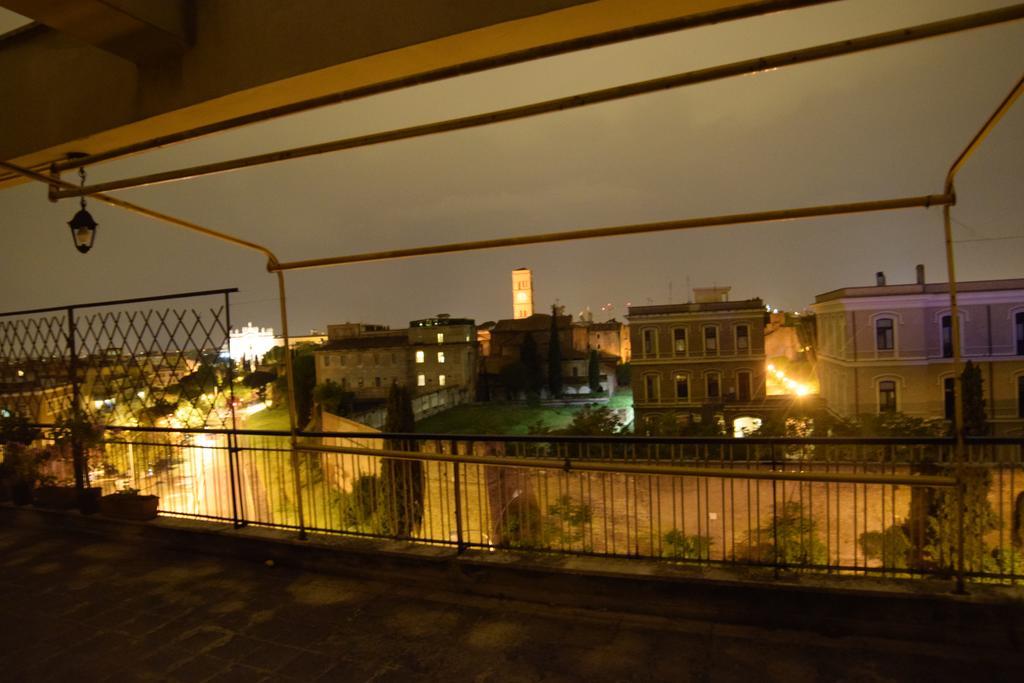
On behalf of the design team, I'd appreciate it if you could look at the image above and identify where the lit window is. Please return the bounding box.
[876,318,894,351]
[437,332,445,344]
[415,350,425,363]
[437,351,445,364]
[704,327,718,353]
[439,374,446,386]
[879,380,897,413]
[673,328,687,354]
[675,374,689,400]
[417,374,426,387]
[736,325,749,352]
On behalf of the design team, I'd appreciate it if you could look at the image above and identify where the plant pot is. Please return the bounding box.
[33,485,79,509]
[79,487,103,515]
[12,481,33,506]
[99,494,159,521]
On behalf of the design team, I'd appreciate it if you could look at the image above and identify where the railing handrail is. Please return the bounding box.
[292,442,960,486]
[0,288,239,318]
[31,422,1024,445]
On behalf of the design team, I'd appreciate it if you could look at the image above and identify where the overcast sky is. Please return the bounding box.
[1,0,1021,333]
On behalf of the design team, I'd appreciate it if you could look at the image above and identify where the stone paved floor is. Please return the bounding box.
[0,524,1021,682]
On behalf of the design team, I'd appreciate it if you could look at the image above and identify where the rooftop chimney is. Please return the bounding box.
[875,271,886,286]
[915,264,925,285]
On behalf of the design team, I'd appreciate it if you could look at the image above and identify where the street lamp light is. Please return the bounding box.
[67,167,97,254]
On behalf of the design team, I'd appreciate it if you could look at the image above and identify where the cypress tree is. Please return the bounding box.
[547,306,563,398]
[380,383,422,537]
[587,349,601,393]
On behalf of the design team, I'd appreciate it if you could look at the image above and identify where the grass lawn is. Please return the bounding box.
[416,388,634,435]
[241,405,291,432]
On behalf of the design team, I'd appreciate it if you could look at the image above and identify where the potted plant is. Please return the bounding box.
[0,414,42,505]
[48,411,105,513]
[99,486,159,521]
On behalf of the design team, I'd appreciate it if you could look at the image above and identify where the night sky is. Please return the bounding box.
[1,0,1021,333]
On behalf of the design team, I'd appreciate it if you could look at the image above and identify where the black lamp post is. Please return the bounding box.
[67,167,97,253]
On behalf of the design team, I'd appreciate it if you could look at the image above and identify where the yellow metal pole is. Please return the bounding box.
[49,5,1024,199]
[271,194,953,271]
[275,270,307,540]
[44,0,843,176]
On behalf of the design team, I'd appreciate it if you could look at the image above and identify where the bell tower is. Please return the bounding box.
[512,268,534,319]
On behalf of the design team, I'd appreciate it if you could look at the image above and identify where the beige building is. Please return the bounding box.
[315,315,477,400]
[572,318,630,363]
[512,268,534,320]
[628,296,768,431]
[811,274,1024,435]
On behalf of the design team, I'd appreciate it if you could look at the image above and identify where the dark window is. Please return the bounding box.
[1016,312,1024,355]
[375,377,381,388]
[645,374,658,402]
[673,328,687,353]
[707,373,720,399]
[643,329,656,356]
[1019,376,1024,419]
[704,327,718,353]
[736,325,749,352]
[879,380,897,413]
[876,318,894,351]
[944,377,956,421]
[737,371,751,402]
[675,374,689,400]
[941,316,953,358]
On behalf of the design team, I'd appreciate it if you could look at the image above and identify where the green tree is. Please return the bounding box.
[312,380,355,417]
[615,362,631,387]
[587,349,601,393]
[744,501,827,567]
[663,529,713,560]
[380,383,423,537]
[499,361,530,400]
[960,360,987,436]
[273,346,317,429]
[561,404,621,436]
[547,306,562,398]
[242,370,277,402]
[520,333,543,398]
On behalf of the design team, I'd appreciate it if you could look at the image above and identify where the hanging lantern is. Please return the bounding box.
[67,166,97,254]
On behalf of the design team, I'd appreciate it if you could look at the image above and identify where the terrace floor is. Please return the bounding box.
[0,521,1021,682]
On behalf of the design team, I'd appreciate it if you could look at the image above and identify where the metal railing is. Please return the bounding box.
[70,428,1024,584]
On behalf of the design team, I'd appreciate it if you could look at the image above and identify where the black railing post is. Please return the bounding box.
[771,442,779,578]
[451,439,465,553]
[223,291,242,529]
[67,307,91,513]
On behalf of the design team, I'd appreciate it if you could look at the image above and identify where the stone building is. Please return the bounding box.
[314,315,477,400]
[627,295,768,432]
[811,272,1024,435]
[512,268,534,320]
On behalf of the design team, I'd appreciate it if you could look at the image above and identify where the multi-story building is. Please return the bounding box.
[811,271,1024,435]
[627,295,767,431]
[572,318,630,362]
[314,315,477,400]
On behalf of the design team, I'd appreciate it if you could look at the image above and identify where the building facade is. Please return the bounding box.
[627,298,768,431]
[314,316,477,400]
[512,268,534,320]
[811,276,1024,435]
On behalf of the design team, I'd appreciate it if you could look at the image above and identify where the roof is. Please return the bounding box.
[814,278,1024,303]
[319,334,408,350]
[628,298,764,317]
[409,317,475,328]
[587,319,622,331]
[492,313,572,333]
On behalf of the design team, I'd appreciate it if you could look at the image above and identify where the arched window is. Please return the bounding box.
[875,318,894,351]
[878,380,897,413]
[674,373,689,400]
